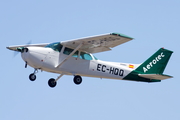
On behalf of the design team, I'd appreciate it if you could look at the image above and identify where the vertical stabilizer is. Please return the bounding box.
[135,48,173,74]
[123,48,173,82]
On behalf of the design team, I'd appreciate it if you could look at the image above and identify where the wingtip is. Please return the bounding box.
[6,46,16,51]
[110,32,134,39]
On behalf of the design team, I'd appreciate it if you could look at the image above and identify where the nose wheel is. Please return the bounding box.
[29,69,38,81]
[29,73,36,81]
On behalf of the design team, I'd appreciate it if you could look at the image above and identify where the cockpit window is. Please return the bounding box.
[63,47,79,57]
[63,47,73,55]
[45,42,62,52]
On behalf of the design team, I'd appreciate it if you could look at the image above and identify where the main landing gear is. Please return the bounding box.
[48,74,63,88]
[28,69,83,88]
[73,75,82,85]
[48,75,82,88]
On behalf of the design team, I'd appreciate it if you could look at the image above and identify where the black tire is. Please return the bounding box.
[29,73,36,81]
[48,78,57,88]
[73,75,82,85]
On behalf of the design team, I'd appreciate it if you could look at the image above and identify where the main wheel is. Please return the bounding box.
[73,75,82,85]
[29,73,36,81]
[48,78,57,88]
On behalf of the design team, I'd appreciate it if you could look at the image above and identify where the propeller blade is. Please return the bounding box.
[26,40,32,46]
[13,51,19,57]
[13,40,32,58]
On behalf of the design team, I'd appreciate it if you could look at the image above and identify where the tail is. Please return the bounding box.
[123,48,173,82]
[136,48,173,74]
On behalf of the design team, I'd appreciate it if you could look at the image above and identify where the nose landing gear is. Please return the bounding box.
[29,73,36,81]
[29,69,38,81]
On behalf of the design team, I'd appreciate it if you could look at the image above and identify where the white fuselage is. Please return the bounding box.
[21,47,135,80]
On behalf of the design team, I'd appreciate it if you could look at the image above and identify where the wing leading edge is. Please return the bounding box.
[6,43,49,51]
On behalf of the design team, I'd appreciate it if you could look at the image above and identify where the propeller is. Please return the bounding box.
[13,40,32,58]
[13,50,19,57]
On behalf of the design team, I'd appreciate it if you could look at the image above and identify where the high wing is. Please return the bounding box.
[61,33,133,53]
[6,43,49,51]
[7,33,133,53]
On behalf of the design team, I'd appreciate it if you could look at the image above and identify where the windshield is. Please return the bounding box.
[45,42,62,52]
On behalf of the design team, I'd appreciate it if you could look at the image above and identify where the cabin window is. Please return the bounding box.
[72,51,79,57]
[45,42,62,52]
[63,47,73,55]
[80,52,92,60]
[63,47,79,57]
[93,56,98,60]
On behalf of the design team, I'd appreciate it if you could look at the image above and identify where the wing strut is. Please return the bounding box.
[55,43,83,68]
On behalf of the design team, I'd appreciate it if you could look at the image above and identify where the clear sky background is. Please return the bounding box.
[1,0,179,120]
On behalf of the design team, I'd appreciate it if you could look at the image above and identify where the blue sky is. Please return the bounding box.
[1,0,179,120]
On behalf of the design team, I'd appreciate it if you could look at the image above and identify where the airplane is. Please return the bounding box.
[7,33,173,88]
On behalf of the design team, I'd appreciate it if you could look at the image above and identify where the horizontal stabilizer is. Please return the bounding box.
[138,74,173,80]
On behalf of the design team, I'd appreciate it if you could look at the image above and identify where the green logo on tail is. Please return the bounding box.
[123,48,173,82]
[143,52,165,73]
[135,48,173,74]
